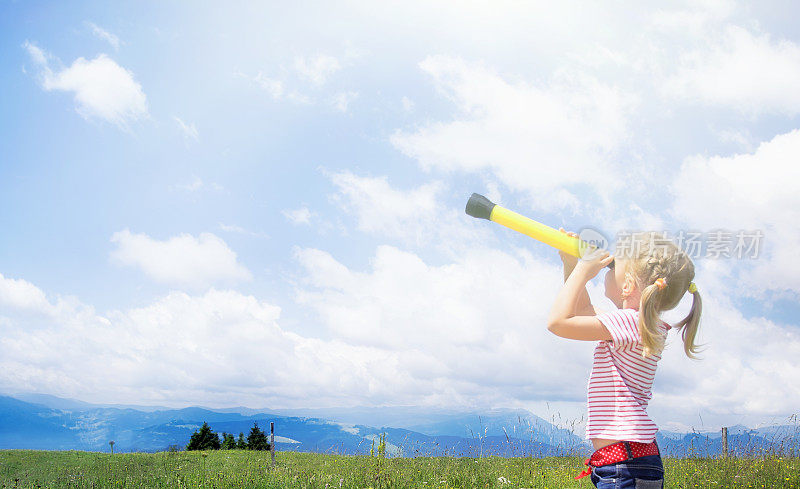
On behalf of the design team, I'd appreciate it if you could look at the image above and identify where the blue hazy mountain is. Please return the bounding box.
[655,424,800,457]
[0,394,579,455]
[1,394,796,457]
[11,392,172,412]
[262,405,583,448]
[0,396,78,449]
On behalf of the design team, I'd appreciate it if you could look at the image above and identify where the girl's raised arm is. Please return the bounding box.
[558,228,596,316]
[547,248,615,341]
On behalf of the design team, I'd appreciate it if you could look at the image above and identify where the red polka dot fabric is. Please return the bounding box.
[575,441,660,479]
[591,440,659,467]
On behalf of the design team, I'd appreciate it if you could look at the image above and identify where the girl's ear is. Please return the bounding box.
[621,272,636,298]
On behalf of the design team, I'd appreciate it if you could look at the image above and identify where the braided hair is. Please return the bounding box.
[617,233,703,358]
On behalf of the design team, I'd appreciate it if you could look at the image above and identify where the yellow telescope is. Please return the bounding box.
[465,193,612,267]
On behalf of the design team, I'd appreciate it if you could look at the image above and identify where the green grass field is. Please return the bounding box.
[1,450,798,488]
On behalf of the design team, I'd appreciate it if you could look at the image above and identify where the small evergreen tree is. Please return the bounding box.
[221,432,236,450]
[186,421,222,451]
[246,422,270,451]
[236,432,247,449]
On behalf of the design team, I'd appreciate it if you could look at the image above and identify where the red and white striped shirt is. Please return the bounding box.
[586,308,670,443]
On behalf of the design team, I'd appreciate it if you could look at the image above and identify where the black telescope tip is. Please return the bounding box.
[465,193,496,220]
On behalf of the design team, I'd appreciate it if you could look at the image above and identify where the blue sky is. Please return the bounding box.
[2,0,800,434]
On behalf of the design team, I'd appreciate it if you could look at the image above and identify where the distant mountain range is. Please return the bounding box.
[1,394,797,457]
[656,423,800,457]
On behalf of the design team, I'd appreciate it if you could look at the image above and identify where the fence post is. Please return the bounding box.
[270,422,275,465]
[721,427,728,458]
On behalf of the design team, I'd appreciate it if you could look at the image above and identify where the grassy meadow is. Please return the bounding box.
[1,450,799,488]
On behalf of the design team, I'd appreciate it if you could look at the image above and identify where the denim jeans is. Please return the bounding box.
[590,454,664,488]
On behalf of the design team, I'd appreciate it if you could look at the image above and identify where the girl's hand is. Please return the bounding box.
[558,228,579,268]
[574,248,614,281]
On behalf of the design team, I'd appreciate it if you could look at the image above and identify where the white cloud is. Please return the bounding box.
[292,242,800,418]
[218,223,269,239]
[251,72,284,99]
[649,0,736,36]
[391,55,635,214]
[293,243,596,407]
[219,223,247,233]
[109,230,252,288]
[329,172,437,234]
[294,55,340,86]
[172,176,223,193]
[86,22,120,50]
[23,41,47,65]
[331,91,358,112]
[662,25,800,116]
[652,262,800,425]
[238,51,350,107]
[3,242,799,419]
[173,117,199,142]
[670,129,800,297]
[401,96,414,112]
[327,171,494,257]
[0,277,401,408]
[326,170,661,275]
[241,71,312,104]
[174,175,203,192]
[714,128,754,152]
[23,42,147,128]
[282,207,313,225]
[0,273,52,313]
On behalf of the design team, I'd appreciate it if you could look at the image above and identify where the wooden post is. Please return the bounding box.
[270,422,275,465]
[721,427,728,458]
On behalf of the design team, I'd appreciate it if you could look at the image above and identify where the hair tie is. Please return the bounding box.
[688,282,697,294]
[654,278,667,290]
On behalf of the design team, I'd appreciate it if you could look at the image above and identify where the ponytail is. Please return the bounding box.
[638,283,666,358]
[672,289,703,359]
[620,232,704,359]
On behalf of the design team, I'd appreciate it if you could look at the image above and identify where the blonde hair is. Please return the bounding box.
[616,233,703,359]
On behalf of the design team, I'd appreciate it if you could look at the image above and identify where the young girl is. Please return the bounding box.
[547,230,702,489]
